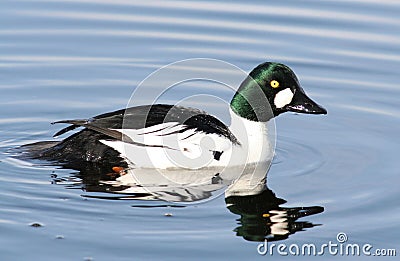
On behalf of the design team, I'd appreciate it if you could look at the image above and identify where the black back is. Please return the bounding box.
[23,104,238,166]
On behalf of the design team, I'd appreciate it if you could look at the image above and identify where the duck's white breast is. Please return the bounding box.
[226,108,273,166]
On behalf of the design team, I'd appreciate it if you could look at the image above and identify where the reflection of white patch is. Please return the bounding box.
[274,88,294,108]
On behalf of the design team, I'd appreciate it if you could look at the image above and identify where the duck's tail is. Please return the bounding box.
[51,119,88,137]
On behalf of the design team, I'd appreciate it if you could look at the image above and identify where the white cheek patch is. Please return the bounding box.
[274,88,294,108]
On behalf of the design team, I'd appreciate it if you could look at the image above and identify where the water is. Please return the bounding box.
[1,0,399,259]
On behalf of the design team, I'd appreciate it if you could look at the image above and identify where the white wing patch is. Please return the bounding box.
[274,88,294,108]
[116,122,184,146]
[131,122,183,135]
[111,122,230,151]
[99,122,233,169]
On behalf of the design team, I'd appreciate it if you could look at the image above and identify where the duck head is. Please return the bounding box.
[231,62,327,121]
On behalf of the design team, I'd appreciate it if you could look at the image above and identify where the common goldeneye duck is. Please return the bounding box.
[25,62,326,169]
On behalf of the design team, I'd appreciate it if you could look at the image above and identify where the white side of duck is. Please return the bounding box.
[99,108,274,170]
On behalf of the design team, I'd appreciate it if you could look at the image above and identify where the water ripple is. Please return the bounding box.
[272,135,325,177]
[9,10,400,46]
[23,0,400,25]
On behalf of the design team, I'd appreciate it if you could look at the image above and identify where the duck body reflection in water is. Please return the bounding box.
[49,161,324,242]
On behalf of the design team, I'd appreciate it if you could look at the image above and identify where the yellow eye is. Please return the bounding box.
[270,80,280,88]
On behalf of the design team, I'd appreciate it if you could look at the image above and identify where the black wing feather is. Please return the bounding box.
[52,104,239,144]
[26,104,239,165]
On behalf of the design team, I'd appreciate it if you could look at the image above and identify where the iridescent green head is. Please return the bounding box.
[230,62,327,121]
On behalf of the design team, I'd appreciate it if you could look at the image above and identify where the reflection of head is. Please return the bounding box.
[226,187,324,242]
